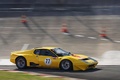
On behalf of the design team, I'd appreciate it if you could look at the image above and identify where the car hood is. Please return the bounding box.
[64,54,89,60]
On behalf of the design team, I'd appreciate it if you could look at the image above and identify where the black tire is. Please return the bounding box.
[16,57,27,69]
[60,59,73,71]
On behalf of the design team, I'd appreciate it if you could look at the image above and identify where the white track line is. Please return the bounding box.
[0,44,30,65]
[74,35,85,37]
[21,44,29,50]
[96,51,120,65]
[114,41,120,43]
[87,37,97,39]
[0,59,14,65]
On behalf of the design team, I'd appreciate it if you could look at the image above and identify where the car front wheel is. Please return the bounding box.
[60,59,73,71]
[16,57,27,69]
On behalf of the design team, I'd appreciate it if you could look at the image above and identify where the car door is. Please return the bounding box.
[34,49,61,68]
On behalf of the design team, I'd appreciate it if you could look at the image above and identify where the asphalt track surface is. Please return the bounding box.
[0,65,120,80]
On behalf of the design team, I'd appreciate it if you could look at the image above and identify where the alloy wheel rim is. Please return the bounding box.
[17,58,25,68]
[62,61,70,70]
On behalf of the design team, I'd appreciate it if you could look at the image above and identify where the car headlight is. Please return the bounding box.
[80,59,89,64]
[88,57,98,62]
[80,57,98,64]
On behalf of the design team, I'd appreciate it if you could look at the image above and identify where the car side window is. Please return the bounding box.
[40,49,56,57]
[40,49,46,55]
[34,49,41,55]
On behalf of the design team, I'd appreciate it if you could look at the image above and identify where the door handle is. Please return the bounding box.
[36,55,38,57]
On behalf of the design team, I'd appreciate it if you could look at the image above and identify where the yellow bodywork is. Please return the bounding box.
[10,47,98,71]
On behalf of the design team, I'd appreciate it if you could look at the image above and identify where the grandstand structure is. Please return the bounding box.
[0,0,120,17]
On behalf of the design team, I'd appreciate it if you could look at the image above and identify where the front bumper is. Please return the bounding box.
[73,62,98,71]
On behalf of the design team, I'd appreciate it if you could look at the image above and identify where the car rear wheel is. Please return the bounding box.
[60,60,73,71]
[16,57,27,69]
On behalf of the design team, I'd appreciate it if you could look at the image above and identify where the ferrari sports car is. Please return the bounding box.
[10,47,98,71]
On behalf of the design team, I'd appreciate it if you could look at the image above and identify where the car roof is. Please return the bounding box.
[35,47,57,50]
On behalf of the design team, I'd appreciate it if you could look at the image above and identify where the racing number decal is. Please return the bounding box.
[46,59,50,64]
[44,58,51,65]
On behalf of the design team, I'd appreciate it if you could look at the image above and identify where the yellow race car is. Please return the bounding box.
[10,47,98,71]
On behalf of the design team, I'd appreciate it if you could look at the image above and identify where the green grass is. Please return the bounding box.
[0,71,64,80]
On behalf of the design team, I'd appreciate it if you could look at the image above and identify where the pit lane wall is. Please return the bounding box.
[0,0,120,17]
[0,0,120,5]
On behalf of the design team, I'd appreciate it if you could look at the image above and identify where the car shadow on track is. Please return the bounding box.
[14,67,101,73]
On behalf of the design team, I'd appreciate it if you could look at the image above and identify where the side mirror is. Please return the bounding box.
[68,52,71,55]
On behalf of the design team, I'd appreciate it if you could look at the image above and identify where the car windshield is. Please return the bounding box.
[52,48,71,57]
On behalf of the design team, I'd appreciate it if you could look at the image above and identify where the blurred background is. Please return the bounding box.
[0,0,120,62]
